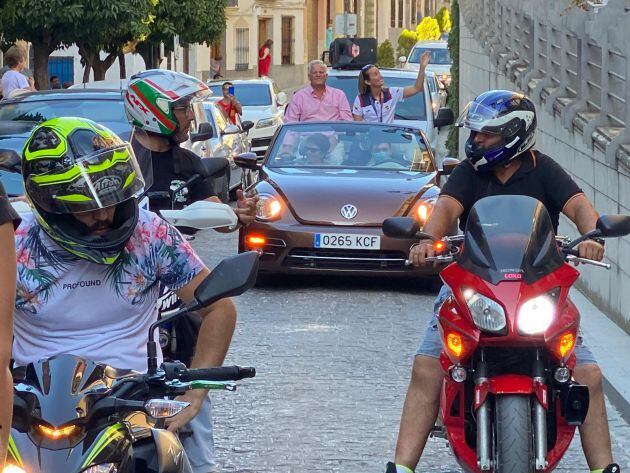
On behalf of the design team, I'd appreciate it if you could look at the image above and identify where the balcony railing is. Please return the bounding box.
[459,0,630,168]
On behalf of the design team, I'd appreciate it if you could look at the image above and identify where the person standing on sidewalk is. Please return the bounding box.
[258,39,273,77]
[0,45,36,99]
[352,51,430,124]
[284,60,352,123]
[0,181,20,469]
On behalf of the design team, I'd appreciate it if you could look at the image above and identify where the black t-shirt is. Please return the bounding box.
[0,181,20,229]
[132,138,216,210]
[441,150,582,233]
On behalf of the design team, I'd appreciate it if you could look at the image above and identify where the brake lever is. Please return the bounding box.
[565,254,611,269]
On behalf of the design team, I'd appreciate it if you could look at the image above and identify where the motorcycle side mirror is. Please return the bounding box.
[190,122,214,143]
[439,157,459,176]
[241,120,254,133]
[146,252,259,374]
[234,152,260,170]
[596,214,630,238]
[382,217,420,239]
[198,157,229,178]
[0,149,21,173]
[434,107,455,128]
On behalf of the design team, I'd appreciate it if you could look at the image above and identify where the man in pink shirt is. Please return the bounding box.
[284,60,352,122]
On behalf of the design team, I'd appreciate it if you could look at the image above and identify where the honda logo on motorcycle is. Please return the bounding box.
[340,204,358,220]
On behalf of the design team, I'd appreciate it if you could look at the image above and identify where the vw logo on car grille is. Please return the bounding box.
[340,204,358,220]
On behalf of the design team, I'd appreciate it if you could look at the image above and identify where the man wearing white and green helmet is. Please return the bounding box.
[13,117,236,473]
[124,69,257,223]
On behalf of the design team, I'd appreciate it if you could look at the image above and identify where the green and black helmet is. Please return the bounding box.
[22,117,145,264]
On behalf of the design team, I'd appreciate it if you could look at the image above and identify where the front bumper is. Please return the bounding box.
[239,221,441,277]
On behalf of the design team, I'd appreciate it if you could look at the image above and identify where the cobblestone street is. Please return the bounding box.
[192,231,630,472]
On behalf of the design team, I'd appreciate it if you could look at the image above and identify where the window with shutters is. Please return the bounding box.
[281,16,294,65]
[235,28,249,71]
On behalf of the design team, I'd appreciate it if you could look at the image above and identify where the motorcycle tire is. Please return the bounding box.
[494,395,535,473]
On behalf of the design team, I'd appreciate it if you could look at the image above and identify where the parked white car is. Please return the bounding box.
[208,79,288,157]
[325,68,453,150]
[425,71,448,116]
[401,40,452,87]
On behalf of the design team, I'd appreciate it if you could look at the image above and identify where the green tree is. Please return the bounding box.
[436,7,452,33]
[446,0,460,157]
[377,40,395,68]
[396,29,417,59]
[0,0,155,88]
[415,16,441,41]
[137,0,227,69]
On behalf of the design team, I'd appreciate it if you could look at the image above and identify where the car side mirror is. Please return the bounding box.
[222,124,240,135]
[276,91,288,107]
[434,107,454,128]
[241,120,254,133]
[234,152,260,170]
[0,149,21,173]
[190,122,213,142]
[596,215,630,238]
[438,157,459,176]
[398,55,407,63]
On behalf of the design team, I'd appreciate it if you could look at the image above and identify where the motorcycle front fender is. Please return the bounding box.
[132,428,192,473]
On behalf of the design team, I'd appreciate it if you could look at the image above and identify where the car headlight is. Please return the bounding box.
[517,294,556,335]
[256,117,278,129]
[256,194,284,221]
[412,197,437,224]
[82,464,118,473]
[3,464,26,473]
[463,289,506,333]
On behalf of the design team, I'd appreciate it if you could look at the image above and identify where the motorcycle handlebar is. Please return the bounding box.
[178,366,256,382]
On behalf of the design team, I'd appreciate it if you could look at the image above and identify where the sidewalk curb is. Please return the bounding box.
[572,289,630,423]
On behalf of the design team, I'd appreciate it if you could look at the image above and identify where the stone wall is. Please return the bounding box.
[458,0,630,332]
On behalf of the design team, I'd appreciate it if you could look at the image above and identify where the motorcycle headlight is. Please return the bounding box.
[256,117,278,129]
[464,289,506,333]
[3,465,26,473]
[517,294,556,335]
[82,464,117,473]
[256,194,284,221]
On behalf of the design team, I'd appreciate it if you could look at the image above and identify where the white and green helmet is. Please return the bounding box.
[123,69,211,136]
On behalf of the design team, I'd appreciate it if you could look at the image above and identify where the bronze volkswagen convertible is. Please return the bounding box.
[234,121,456,277]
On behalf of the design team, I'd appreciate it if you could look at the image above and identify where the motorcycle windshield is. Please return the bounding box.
[458,195,565,285]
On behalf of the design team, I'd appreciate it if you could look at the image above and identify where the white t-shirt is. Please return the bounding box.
[1,70,29,98]
[13,209,204,372]
[352,87,405,124]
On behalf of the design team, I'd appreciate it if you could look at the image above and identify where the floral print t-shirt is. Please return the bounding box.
[13,209,204,372]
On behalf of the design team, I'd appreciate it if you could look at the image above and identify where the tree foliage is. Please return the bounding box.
[377,40,395,68]
[397,29,417,59]
[137,0,227,68]
[436,7,452,33]
[446,0,460,157]
[416,17,441,41]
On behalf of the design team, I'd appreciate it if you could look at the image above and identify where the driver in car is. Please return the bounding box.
[387,90,619,473]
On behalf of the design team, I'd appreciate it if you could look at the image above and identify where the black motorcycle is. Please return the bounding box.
[7,251,259,473]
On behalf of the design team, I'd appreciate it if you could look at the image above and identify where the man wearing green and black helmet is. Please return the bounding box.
[13,117,237,473]
[124,69,258,224]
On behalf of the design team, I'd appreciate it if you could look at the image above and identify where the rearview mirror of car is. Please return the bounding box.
[434,107,455,128]
[234,152,260,170]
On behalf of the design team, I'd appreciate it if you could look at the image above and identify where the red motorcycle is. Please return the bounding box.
[383,195,630,473]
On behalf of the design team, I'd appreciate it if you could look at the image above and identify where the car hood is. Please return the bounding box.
[241,106,280,122]
[262,167,437,226]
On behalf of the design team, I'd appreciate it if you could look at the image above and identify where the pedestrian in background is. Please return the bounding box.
[258,39,273,77]
[217,81,243,125]
[284,60,352,122]
[352,51,430,124]
[50,75,61,90]
[0,45,36,99]
[210,51,223,80]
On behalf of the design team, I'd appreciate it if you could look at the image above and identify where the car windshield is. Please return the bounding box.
[0,98,130,137]
[267,122,434,173]
[326,75,427,121]
[409,47,452,65]
[209,83,272,106]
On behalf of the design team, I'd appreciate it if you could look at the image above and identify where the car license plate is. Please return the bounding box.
[314,233,381,250]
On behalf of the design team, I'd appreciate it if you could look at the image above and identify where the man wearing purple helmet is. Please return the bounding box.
[386,90,619,473]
